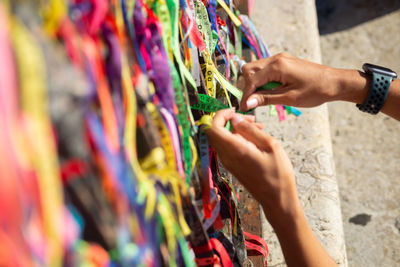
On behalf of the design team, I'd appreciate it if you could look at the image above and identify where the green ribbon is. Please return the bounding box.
[191,94,251,114]
[256,81,281,91]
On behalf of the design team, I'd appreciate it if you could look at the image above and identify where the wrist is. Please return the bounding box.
[261,190,304,230]
[263,200,306,233]
[329,68,370,104]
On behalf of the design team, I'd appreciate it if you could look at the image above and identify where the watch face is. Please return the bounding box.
[363,63,398,78]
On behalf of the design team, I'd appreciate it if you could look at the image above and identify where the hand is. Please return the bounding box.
[205,108,301,221]
[206,109,338,267]
[239,53,368,111]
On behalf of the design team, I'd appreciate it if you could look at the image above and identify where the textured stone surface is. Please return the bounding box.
[257,107,347,266]
[252,0,347,266]
[317,2,400,265]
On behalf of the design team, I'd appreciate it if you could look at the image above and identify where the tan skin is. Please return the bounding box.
[207,53,400,266]
[207,110,337,267]
[239,52,400,121]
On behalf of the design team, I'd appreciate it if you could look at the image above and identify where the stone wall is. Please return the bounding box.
[318,1,400,265]
[252,0,347,265]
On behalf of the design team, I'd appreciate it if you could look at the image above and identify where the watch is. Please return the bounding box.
[357,63,397,114]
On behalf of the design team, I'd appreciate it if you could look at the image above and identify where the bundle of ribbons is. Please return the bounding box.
[0,0,299,266]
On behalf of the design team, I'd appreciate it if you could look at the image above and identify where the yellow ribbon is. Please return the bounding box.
[41,0,67,35]
[10,15,63,267]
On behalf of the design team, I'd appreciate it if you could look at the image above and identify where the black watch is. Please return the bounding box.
[357,63,397,114]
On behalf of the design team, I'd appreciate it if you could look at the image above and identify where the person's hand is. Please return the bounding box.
[239,53,368,111]
[206,109,338,267]
[205,108,301,222]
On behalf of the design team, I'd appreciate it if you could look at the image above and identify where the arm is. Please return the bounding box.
[206,109,337,267]
[239,53,400,121]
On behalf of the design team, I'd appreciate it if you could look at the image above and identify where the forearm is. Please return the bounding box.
[263,204,337,267]
[209,108,338,266]
[381,79,400,120]
[330,68,400,121]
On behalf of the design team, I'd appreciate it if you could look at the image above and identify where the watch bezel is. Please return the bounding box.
[363,63,397,79]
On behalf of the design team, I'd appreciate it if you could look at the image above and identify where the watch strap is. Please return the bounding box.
[356,71,392,114]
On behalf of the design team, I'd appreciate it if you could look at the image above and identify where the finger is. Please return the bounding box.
[236,75,246,91]
[232,113,260,122]
[248,63,282,89]
[255,123,264,130]
[233,114,261,127]
[237,114,264,129]
[240,60,275,111]
[206,122,246,161]
[243,114,256,123]
[241,57,277,78]
[206,110,236,153]
[239,81,257,111]
[206,108,238,148]
[241,61,263,76]
[240,74,284,112]
[244,87,292,108]
[212,108,236,128]
[211,109,255,127]
[230,113,276,152]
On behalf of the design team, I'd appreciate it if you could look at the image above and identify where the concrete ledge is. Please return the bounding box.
[251,0,347,265]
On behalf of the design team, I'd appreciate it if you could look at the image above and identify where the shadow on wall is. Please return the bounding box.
[316,0,400,35]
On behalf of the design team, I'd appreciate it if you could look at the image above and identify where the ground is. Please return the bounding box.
[317,1,400,266]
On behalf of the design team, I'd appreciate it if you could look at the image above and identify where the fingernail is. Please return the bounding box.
[231,113,244,125]
[239,61,246,73]
[246,98,258,109]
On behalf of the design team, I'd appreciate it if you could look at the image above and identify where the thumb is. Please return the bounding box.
[245,88,291,108]
[230,114,276,152]
[239,81,257,111]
